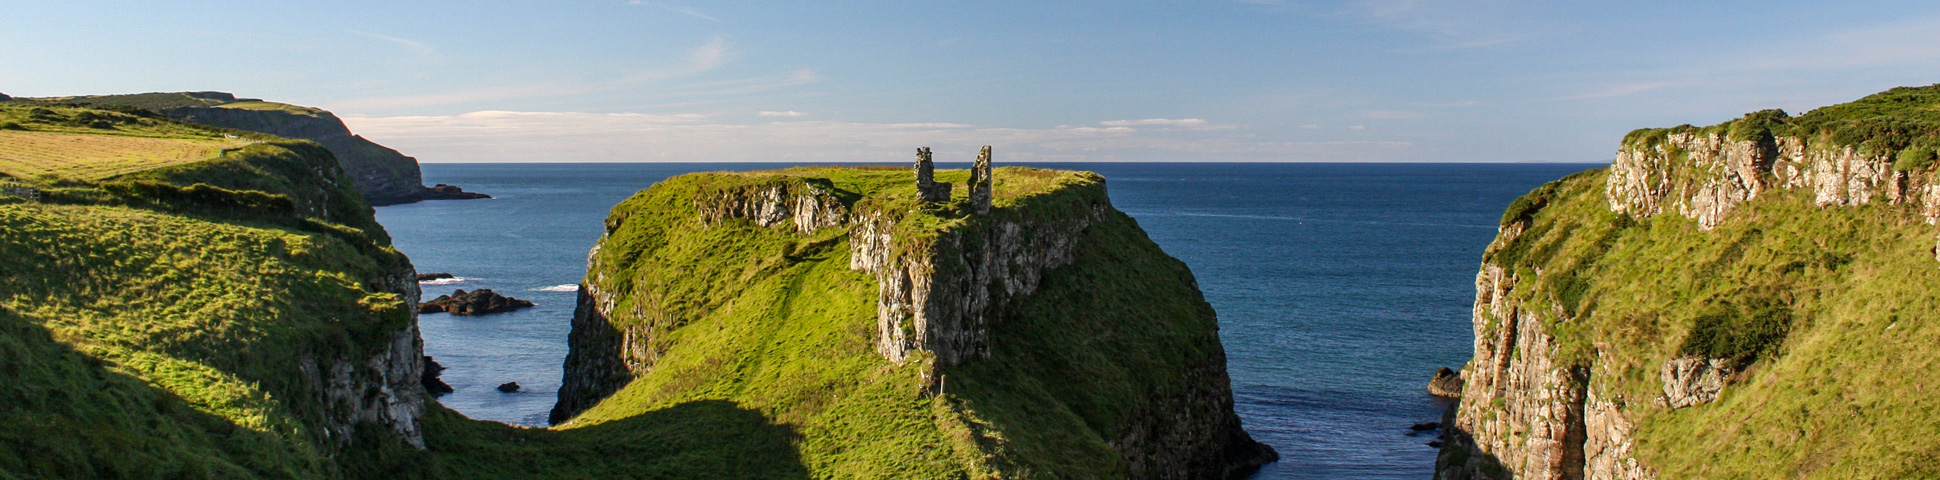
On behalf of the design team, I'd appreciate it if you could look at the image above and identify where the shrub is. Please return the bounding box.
[1895,147,1936,172]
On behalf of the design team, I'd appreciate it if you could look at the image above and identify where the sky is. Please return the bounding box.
[5,1,1940,163]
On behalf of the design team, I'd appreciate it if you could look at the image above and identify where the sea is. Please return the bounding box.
[374,162,1599,479]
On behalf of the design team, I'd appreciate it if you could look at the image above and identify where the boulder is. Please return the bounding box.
[497,382,521,393]
[421,356,454,396]
[1427,366,1464,398]
[419,289,535,315]
[1661,356,1732,408]
[416,272,455,282]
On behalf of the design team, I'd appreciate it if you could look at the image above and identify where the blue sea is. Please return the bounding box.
[375,162,1596,479]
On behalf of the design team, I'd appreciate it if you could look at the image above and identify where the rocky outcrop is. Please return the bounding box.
[1429,366,1464,398]
[422,356,454,396]
[1659,356,1731,409]
[420,288,535,315]
[695,178,848,234]
[1607,129,1918,230]
[416,272,455,282]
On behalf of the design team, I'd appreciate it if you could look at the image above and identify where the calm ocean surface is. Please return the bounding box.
[375,162,1597,479]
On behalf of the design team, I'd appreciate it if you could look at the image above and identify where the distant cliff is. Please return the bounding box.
[1436,85,1940,479]
[552,165,1277,479]
[30,91,481,205]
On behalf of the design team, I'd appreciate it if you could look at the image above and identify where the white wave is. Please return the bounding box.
[420,277,470,285]
[533,284,580,293]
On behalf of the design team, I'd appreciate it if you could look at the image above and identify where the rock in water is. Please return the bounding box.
[419,289,535,315]
[416,272,455,282]
[421,183,491,200]
[1427,366,1464,398]
[497,382,521,392]
[422,356,454,396]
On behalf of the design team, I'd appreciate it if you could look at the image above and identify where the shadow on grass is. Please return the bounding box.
[0,306,330,479]
[425,400,809,480]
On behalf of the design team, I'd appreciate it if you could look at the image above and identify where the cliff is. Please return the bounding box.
[549,166,1276,479]
[0,103,429,477]
[24,91,469,205]
[1437,85,1940,479]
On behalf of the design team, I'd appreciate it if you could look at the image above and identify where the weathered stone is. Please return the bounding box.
[1659,356,1731,409]
[497,382,521,392]
[420,183,491,200]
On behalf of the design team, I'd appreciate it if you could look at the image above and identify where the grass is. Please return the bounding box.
[0,130,252,180]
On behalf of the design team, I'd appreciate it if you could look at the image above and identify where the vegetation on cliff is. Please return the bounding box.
[0,104,426,478]
[1443,85,1940,479]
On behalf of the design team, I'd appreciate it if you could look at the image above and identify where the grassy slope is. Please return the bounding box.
[1490,87,1940,478]
[0,104,420,479]
[472,166,1229,479]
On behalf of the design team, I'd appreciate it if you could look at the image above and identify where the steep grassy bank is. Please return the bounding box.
[1437,85,1940,479]
[0,103,428,478]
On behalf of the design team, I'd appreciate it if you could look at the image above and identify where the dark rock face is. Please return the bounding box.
[416,272,455,282]
[497,382,521,392]
[421,184,491,200]
[419,289,534,315]
[421,356,454,396]
[1429,366,1465,398]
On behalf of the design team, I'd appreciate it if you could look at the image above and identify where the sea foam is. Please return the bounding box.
[534,284,579,293]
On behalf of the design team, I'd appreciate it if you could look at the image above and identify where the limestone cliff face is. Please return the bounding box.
[847,198,1100,365]
[163,105,429,205]
[1607,131,1928,229]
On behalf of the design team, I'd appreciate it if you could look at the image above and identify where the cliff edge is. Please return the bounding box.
[1436,85,1940,479]
[549,164,1276,479]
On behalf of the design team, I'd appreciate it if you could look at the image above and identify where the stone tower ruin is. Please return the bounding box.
[915,147,952,202]
[968,146,993,215]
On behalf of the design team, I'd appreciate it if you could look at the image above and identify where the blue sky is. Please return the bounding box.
[5,1,1940,163]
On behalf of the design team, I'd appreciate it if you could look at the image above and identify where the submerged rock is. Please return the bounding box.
[419,289,534,315]
[416,272,455,282]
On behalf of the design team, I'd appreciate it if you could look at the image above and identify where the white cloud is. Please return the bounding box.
[1348,125,1367,130]
[1364,110,1426,119]
[759,110,806,117]
[348,30,437,58]
[1101,118,1209,127]
[329,37,744,111]
[341,111,1412,163]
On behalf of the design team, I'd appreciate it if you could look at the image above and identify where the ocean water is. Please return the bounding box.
[375,162,1596,479]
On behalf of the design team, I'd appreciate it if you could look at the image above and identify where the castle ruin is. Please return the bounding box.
[913,145,993,215]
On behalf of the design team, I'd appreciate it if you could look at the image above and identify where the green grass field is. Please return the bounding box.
[0,130,252,180]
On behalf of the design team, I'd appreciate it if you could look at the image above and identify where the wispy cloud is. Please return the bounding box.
[1098,118,1238,130]
[759,110,806,117]
[342,111,1412,163]
[349,30,437,58]
[628,1,720,22]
